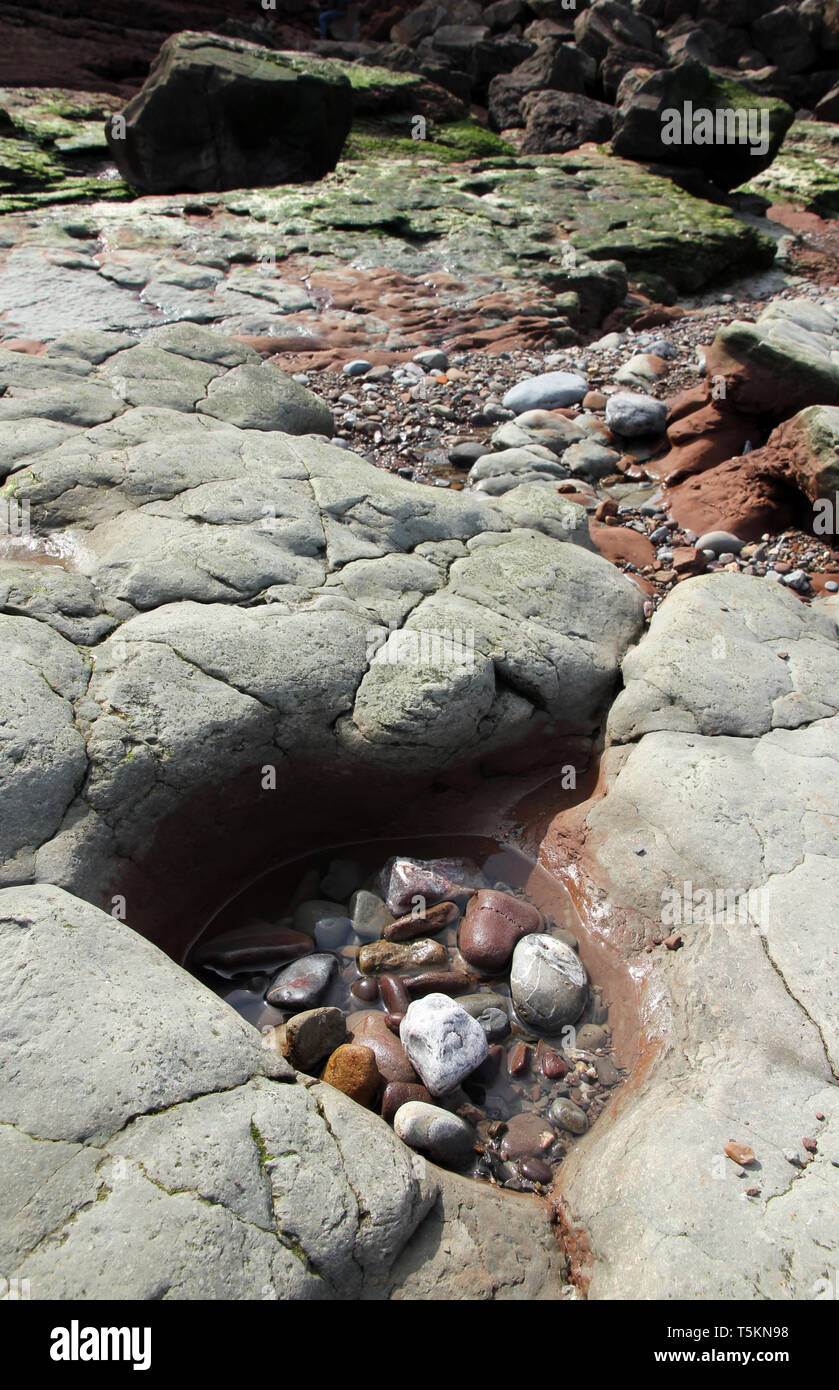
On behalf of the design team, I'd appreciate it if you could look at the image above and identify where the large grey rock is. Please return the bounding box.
[552,572,839,1300]
[605,391,668,437]
[106,32,354,194]
[0,885,565,1299]
[400,994,489,1095]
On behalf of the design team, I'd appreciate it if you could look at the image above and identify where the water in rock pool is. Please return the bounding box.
[188,837,624,1193]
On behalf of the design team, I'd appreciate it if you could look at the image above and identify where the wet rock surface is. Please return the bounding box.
[3,0,839,1308]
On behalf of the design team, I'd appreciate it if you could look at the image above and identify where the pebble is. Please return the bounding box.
[402,969,473,997]
[784,1149,805,1168]
[508,1041,531,1075]
[394,1100,475,1168]
[413,349,449,371]
[575,1024,607,1050]
[474,1006,510,1041]
[347,1010,418,1083]
[458,888,542,973]
[695,530,744,555]
[549,1097,588,1135]
[381,1080,433,1124]
[322,1043,379,1106]
[383,899,459,942]
[604,391,668,437]
[349,889,394,942]
[266,1006,346,1072]
[378,973,411,1014]
[594,1055,620,1086]
[293,899,349,940]
[457,991,508,1019]
[358,936,448,975]
[519,1156,554,1185]
[264,952,337,1009]
[351,977,379,1002]
[381,856,472,915]
[342,359,373,376]
[400,993,489,1096]
[510,933,588,1032]
[501,370,587,414]
[541,1047,568,1079]
[192,922,314,975]
[724,1140,756,1166]
[499,1112,556,1160]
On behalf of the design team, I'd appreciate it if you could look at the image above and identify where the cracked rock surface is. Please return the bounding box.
[550,574,839,1299]
[0,884,566,1299]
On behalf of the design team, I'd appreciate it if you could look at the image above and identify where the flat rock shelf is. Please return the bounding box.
[187,837,627,1193]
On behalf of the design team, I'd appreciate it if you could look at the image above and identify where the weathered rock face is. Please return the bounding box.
[612,60,794,190]
[106,33,354,193]
[0,884,566,1299]
[548,573,839,1299]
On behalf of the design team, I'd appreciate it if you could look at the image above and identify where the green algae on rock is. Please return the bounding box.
[742,121,839,217]
[0,88,131,213]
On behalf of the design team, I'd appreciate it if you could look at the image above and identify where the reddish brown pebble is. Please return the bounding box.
[378,973,410,1014]
[403,969,472,997]
[803,1137,818,1153]
[664,933,683,950]
[458,889,543,973]
[384,1013,404,1033]
[745,1185,761,1197]
[519,1156,554,1185]
[508,1041,530,1076]
[816,1112,825,1121]
[541,1048,569,1079]
[383,900,459,942]
[381,1080,432,1124]
[322,1044,379,1107]
[351,977,379,1002]
[724,1140,756,1166]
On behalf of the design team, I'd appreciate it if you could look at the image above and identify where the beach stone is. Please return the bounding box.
[510,934,588,1032]
[475,1006,509,1041]
[499,1112,556,1160]
[322,1044,379,1107]
[293,899,347,940]
[343,359,373,377]
[502,371,587,413]
[378,974,411,1015]
[192,922,314,976]
[458,888,543,973]
[575,1023,608,1050]
[519,1156,554,1184]
[350,890,394,942]
[393,1101,475,1169]
[347,1011,418,1084]
[265,953,337,1010]
[314,916,352,950]
[403,970,473,998]
[400,994,489,1096]
[605,392,668,437]
[267,1006,346,1072]
[358,938,448,976]
[380,857,474,916]
[381,1081,434,1124]
[457,992,509,1019]
[383,900,459,942]
[413,350,449,371]
[548,1097,588,1134]
[695,531,744,555]
[594,1055,620,1086]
